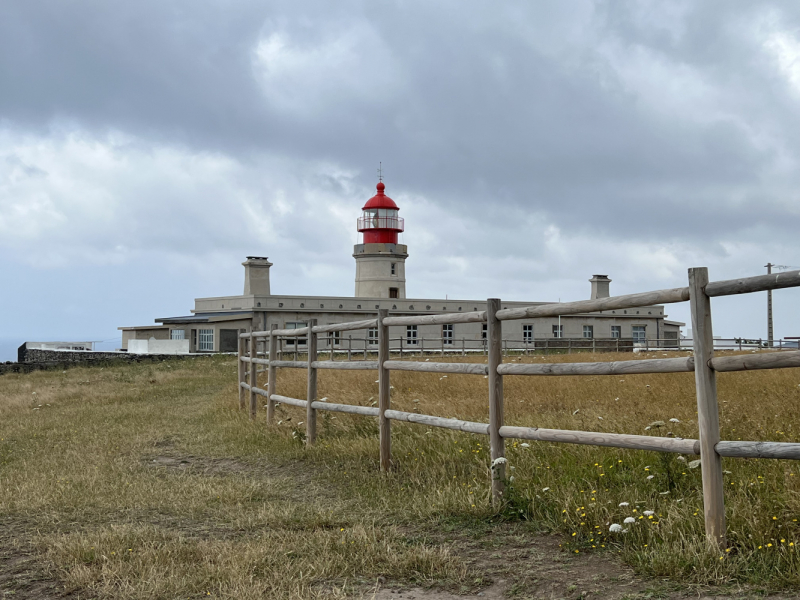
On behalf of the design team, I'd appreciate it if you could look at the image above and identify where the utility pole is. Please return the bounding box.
[766,262,774,347]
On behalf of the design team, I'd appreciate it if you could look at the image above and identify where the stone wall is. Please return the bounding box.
[1,349,211,376]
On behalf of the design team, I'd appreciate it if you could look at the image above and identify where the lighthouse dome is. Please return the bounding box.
[362,182,399,210]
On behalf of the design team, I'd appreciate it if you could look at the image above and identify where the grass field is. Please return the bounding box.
[1,352,800,599]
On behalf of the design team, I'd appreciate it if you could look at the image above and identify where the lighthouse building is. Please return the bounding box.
[120,181,682,353]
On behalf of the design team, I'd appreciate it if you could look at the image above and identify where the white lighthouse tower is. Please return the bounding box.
[354,181,408,298]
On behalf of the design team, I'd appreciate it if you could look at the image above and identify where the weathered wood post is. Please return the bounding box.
[249,332,257,420]
[462,338,466,357]
[238,334,246,410]
[266,325,278,423]
[420,336,424,357]
[330,334,335,360]
[306,319,318,446]
[348,335,352,361]
[487,298,505,505]
[378,309,391,472]
[688,267,726,548]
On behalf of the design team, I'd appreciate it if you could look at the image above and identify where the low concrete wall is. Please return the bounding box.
[128,339,190,355]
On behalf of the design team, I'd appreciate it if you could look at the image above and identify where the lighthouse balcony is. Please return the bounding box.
[357,215,404,232]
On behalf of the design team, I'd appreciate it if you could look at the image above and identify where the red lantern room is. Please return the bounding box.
[357,182,404,244]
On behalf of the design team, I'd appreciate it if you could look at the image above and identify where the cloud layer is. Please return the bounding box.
[1,1,799,357]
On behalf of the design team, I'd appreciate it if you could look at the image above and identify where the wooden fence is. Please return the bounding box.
[238,267,800,548]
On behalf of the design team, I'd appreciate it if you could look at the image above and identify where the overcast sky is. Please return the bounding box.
[2,0,799,360]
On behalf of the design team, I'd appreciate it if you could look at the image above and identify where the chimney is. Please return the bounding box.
[589,274,611,299]
[243,256,273,296]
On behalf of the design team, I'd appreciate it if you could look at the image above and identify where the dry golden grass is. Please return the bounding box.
[1,351,800,598]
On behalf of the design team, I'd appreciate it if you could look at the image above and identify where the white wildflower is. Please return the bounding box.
[644,426,651,431]
[624,517,636,524]
[520,443,530,448]
[609,523,623,533]
[491,457,508,468]
[619,502,629,507]
[542,487,550,492]
[648,421,666,429]
[676,456,686,462]
[643,510,654,516]
[646,475,655,480]
[598,416,603,420]
[615,397,620,401]
[669,418,680,423]
[297,421,303,426]
[32,392,37,395]
[688,459,701,469]
[509,476,515,482]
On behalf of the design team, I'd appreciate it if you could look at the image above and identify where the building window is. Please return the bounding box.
[391,263,396,275]
[170,329,185,340]
[442,324,454,345]
[482,324,487,339]
[523,324,533,342]
[368,327,378,345]
[632,325,646,343]
[284,322,306,346]
[611,326,621,339]
[552,324,563,338]
[198,329,214,351]
[583,325,593,339]
[389,287,399,298]
[406,325,418,345]
[331,331,340,346]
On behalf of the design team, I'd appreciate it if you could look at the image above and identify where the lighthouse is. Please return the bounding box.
[354,181,408,298]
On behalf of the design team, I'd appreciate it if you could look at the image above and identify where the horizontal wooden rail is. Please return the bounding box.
[270,360,307,369]
[311,360,379,370]
[496,287,690,321]
[710,350,800,372]
[384,360,489,375]
[716,441,800,460]
[269,393,379,416]
[310,400,380,416]
[272,327,309,337]
[240,382,270,398]
[499,356,694,376]
[312,319,378,334]
[499,425,700,454]
[385,410,490,434]
[383,311,487,327]
[270,394,307,408]
[240,356,270,366]
[706,270,800,298]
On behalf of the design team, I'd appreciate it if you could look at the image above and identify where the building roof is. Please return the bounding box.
[155,311,253,324]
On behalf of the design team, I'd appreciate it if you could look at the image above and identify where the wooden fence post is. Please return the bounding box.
[249,332,257,420]
[688,267,726,548]
[306,319,318,446]
[487,298,505,505]
[348,335,352,361]
[238,333,246,410]
[378,309,391,472]
[266,325,277,423]
[462,338,466,356]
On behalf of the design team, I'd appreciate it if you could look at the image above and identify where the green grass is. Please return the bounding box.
[1,353,800,598]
